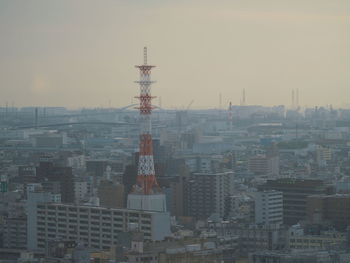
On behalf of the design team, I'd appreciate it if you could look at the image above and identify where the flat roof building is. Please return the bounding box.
[30,203,171,251]
[306,194,350,231]
[258,178,333,225]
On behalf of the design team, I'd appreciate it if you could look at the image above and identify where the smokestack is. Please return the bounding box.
[296,88,299,109]
[35,107,38,129]
[240,89,246,106]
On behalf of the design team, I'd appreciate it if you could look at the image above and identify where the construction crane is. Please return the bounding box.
[186,100,194,111]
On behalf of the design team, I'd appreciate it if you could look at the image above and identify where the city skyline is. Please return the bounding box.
[2,2,350,261]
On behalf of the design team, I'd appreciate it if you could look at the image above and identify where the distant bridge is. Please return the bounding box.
[12,121,136,130]
[37,104,166,119]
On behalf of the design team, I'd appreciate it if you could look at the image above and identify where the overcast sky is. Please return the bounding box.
[1,0,350,109]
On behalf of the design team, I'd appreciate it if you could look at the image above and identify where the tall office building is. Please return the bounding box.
[36,161,75,203]
[258,178,333,225]
[306,194,350,231]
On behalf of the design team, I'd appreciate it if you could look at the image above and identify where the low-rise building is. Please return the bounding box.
[249,250,350,263]
[287,224,346,250]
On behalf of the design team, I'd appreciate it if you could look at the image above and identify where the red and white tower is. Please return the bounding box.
[134,46,158,195]
[127,47,166,212]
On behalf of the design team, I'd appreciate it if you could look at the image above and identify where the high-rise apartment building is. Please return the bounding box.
[186,172,233,219]
[27,190,60,250]
[36,161,75,203]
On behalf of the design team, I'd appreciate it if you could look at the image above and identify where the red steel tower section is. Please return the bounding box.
[134,47,159,195]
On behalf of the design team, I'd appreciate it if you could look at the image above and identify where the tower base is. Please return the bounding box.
[127,193,167,212]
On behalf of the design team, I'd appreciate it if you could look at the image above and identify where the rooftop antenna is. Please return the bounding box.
[35,107,38,129]
[143,46,147,65]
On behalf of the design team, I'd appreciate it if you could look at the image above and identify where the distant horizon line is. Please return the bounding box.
[3,104,350,111]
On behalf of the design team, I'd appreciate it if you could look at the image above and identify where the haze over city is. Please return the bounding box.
[1,0,350,108]
[3,1,350,263]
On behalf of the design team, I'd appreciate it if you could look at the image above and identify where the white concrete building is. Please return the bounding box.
[254,190,283,225]
[67,155,86,169]
[74,181,89,203]
[127,193,167,212]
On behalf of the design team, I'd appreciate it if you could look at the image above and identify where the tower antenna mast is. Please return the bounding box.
[134,47,158,195]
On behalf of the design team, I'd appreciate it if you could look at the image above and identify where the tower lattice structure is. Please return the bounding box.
[134,47,159,195]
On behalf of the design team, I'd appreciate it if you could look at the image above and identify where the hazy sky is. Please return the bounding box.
[1,0,350,109]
